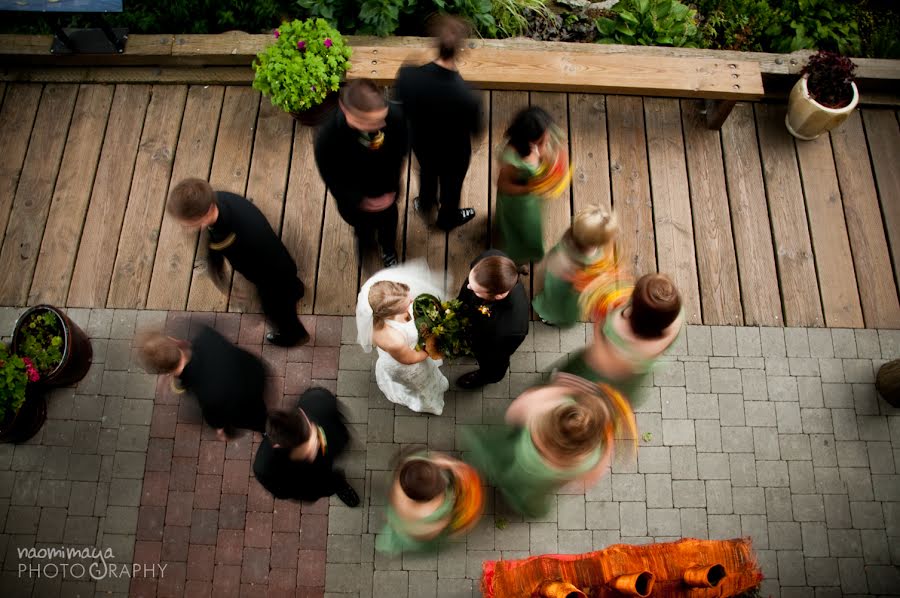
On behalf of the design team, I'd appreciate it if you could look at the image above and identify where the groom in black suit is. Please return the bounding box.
[457,249,530,389]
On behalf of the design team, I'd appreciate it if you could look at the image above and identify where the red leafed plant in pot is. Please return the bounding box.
[786,50,859,140]
[12,305,92,388]
[0,343,46,444]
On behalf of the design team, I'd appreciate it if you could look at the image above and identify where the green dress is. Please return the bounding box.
[495,147,544,264]
[532,236,606,328]
[558,306,682,406]
[461,420,601,519]
[376,484,456,555]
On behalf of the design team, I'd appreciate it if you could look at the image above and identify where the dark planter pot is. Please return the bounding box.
[0,388,47,444]
[12,305,93,388]
[290,91,338,127]
[876,359,900,408]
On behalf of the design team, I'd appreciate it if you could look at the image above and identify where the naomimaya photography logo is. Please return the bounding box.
[17,546,167,581]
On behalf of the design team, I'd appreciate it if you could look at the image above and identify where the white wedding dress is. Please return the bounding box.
[357,260,450,415]
[375,315,449,415]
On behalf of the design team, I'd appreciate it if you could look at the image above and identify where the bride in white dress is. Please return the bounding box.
[357,261,449,415]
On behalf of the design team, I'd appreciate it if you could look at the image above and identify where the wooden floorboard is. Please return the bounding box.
[29,84,114,306]
[681,99,743,325]
[755,103,823,327]
[719,103,782,326]
[228,100,294,314]
[282,124,327,315]
[186,86,259,312]
[644,98,701,324]
[146,85,224,311]
[831,111,900,328]
[795,132,863,328]
[108,85,187,309]
[67,85,151,307]
[863,109,900,295]
[447,90,491,295]
[3,83,898,330]
[0,84,78,306]
[607,95,656,278]
[0,84,42,253]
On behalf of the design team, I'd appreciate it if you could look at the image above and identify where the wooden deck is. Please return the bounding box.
[0,82,897,328]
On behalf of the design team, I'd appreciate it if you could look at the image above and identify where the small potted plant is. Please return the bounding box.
[0,343,46,443]
[12,305,92,387]
[253,18,353,126]
[786,50,859,140]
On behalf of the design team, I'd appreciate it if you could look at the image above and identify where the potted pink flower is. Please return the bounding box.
[0,343,46,444]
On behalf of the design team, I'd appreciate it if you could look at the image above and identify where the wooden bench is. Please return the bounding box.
[348,46,764,129]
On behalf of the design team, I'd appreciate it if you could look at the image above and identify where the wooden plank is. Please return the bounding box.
[719,103,781,326]
[185,86,259,312]
[228,100,294,313]
[447,90,491,294]
[28,84,114,306]
[681,99,743,325]
[351,47,764,100]
[569,93,611,213]
[282,124,327,315]
[794,134,864,327]
[0,84,77,306]
[607,95,656,277]
[107,85,187,308]
[830,111,900,328]
[66,85,151,308]
[755,103,823,327]
[644,98,701,324]
[0,84,42,251]
[530,92,572,300]
[314,192,359,315]
[862,109,900,295]
[0,34,174,60]
[2,66,255,85]
[146,85,224,310]
[403,154,446,278]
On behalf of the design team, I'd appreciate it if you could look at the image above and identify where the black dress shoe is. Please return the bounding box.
[335,479,361,507]
[436,207,476,231]
[266,329,310,347]
[381,251,399,268]
[456,369,489,390]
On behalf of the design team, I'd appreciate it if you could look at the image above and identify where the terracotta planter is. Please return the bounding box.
[537,580,586,598]
[785,75,859,141]
[609,571,655,597]
[291,91,338,127]
[684,563,727,587]
[12,305,93,388]
[876,359,900,408]
[0,387,47,444]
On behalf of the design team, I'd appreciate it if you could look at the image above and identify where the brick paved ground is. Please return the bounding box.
[1,308,898,597]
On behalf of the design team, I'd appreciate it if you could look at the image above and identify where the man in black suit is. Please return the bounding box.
[457,249,530,389]
[314,78,408,268]
[136,327,268,440]
[167,178,309,347]
[253,387,360,507]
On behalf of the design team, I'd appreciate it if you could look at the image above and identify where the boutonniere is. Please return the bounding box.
[477,304,492,317]
[359,130,385,150]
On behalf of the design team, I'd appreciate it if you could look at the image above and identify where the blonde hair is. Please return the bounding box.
[571,207,617,251]
[535,392,609,459]
[135,330,182,374]
[369,281,411,330]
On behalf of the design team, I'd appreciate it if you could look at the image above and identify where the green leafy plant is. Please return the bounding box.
[413,294,474,360]
[16,311,63,376]
[766,0,861,55]
[253,18,353,114]
[695,0,779,51]
[435,0,497,37]
[595,0,702,48]
[490,0,553,38]
[0,344,33,422]
[802,50,857,108]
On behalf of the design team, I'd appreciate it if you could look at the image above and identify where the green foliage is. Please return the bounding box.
[252,18,352,114]
[413,294,474,360]
[766,0,861,55]
[857,5,900,58]
[17,311,63,375]
[0,344,28,422]
[695,0,779,51]
[595,0,703,48]
[433,0,497,37]
[490,0,552,37]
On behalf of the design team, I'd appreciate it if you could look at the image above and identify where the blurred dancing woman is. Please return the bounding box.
[559,273,684,405]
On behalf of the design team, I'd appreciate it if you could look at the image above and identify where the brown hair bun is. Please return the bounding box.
[399,458,448,502]
[630,273,681,338]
